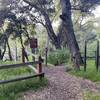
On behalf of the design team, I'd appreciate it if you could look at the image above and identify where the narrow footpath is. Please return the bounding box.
[22,66,100,100]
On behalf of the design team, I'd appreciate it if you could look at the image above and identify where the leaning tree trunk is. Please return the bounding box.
[40,12,61,49]
[43,13,61,49]
[60,0,83,70]
[0,40,7,60]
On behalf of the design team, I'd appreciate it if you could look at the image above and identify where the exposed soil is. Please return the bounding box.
[21,66,100,100]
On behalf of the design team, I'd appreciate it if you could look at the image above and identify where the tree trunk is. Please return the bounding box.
[23,0,61,49]
[0,40,7,60]
[15,40,18,61]
[60,0,83,70]
[57,22,68,48]
[20,35,29,62]
[7,39,13,61]
[43,12,61,49]
[0,49,2,60]
[20,35,24,48]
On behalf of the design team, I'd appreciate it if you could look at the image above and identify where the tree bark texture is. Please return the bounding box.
[0,40,7,60]
[60,0,83,70]
[43,13,61,49]
[7,39,13,61]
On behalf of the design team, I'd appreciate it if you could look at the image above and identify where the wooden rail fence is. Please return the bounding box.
[0,56,44,84]
[82,40,100,72]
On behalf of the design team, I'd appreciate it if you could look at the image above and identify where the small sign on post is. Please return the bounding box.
[30,38,38,49]
[30,37,38,61]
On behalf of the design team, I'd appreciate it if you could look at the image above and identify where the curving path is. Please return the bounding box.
[22,66,100,100]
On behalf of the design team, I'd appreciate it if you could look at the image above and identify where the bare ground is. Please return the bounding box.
[21,66,100,100]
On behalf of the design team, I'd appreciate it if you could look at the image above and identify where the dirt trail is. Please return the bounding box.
[22,66,100,100]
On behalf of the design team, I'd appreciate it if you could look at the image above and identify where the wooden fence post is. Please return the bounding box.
[37,56,44,79]
[84,41,87,72]
[96,40,99,71]
[45,47,48,66]
[95,50,96,66]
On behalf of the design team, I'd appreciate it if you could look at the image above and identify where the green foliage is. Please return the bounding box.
[47,49,69,65]
[69,60,100,82]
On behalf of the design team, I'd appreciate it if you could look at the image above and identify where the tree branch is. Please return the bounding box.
[23,0,46,15]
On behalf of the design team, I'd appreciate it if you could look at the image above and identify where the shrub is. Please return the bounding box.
[47,49,69,65]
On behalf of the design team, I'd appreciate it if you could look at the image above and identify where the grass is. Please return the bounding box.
[69,60,100,82]
[0,78,47,100]
[0,61,48,100]
[68,60,100,100]
[83,90,100,100]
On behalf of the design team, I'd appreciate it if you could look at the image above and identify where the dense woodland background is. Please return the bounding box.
[0,0,100,69]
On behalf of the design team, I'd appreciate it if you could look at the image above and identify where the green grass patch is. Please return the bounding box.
[0,61,34,79]
[0,61,48,100]
[0,78,48,100]
[69,60,100,82]
[83,90,100,100]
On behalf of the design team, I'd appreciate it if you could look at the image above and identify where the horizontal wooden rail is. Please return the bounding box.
[0,73,44,84]
[0,61,42,70]
[86,56,96,59]
[80,51,96,53]
[82,56,96,59]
